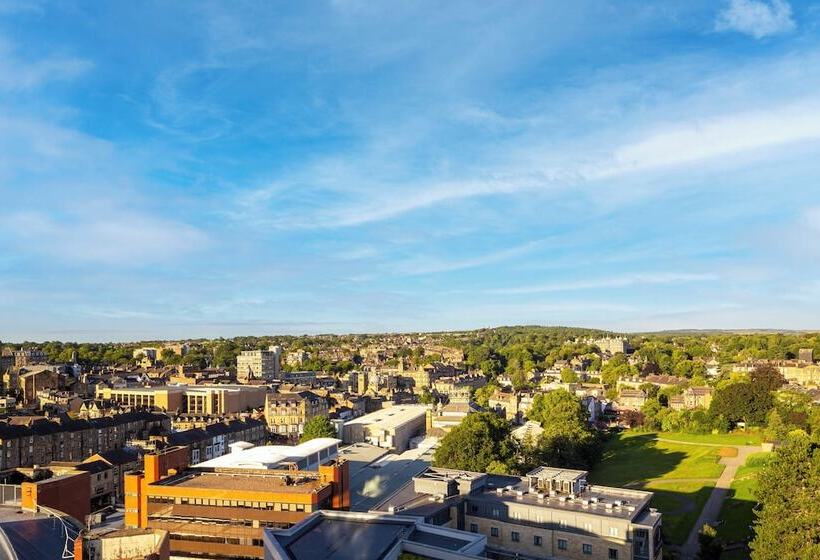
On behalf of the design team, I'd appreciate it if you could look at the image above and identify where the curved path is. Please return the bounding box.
[676,442,761,559]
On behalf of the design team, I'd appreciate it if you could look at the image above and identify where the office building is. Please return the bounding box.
[96,384,266,414]
[374,466,663,560]
[125,445,350,559]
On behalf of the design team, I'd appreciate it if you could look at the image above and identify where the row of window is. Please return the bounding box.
[148,496,309,511]
[475,525,619,559]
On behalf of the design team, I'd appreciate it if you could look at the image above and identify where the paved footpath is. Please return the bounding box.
[671,440,761,560]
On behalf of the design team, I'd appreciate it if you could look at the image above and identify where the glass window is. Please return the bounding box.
[558,539,568,550]
[534,535,542,546]
[608,548,619,560]
[469,523,478,533]
[583,543,593,555]
[511,531,520,542]
[490,527,499,537]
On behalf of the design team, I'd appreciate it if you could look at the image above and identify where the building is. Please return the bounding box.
[0,412,170,470]
[668,387,714,411]
[263,510,487,560]
[0,502,83,559]
[78,527,170,560]
[265,391,329,440]
[374,466,663,560]
[165,418,267,465]
[489,389,524,423]
[581,337,631,355]
[124,445,350,559]
[286,350,311,367]
[237,346,282,382]
[431,401,481,433]
[194,438,340,471]
[18,366,60,403]
[799,348,814,364]
[47,459,117,511]
[22,469,92,523]
[96,384,266,414]
[84,448,142,503]
[13,348,48,367]
[616,389,647,412]
[432,373,487,403]
[342,405,427,452]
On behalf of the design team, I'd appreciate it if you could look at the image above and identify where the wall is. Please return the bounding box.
[22,471,91,523]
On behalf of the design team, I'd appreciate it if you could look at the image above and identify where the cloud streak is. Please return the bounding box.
[715,0,796,39]
[486,272,719,295]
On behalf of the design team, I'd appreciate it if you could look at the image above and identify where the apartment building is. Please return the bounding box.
[96,384,266,414]
[125,445,350,559]
[374,466,663,560]
[237,346,282,382]
[13,348,48,367]
[616,390,647,412]
[265,391,328,440]
[0,411,169,470]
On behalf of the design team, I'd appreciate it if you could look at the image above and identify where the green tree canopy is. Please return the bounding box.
[751,433,820,559]
[433,412,516,473]
[300,416,338,443]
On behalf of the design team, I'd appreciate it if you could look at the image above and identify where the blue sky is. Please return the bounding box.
[1,0,819,341]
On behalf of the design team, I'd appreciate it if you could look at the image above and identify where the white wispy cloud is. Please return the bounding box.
[486,272,718,295]
[715,0,796,39]
[393,239,550,276]
[5,211,208,265]
[0,37,91,90]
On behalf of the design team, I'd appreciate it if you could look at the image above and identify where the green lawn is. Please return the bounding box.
[716,452,770,546]
[590,432,727,545]
[653,431,763,446]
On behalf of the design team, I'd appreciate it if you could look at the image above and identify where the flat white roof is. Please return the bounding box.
[193,438,341,470]
[344,405,427,430]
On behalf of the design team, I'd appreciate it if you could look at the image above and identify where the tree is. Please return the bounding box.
[696,524,722,560]
[709,381,771,426]
[418,387,435,405]
[433,413,516,473]
[763,409,788,444]
[751,433,820,559]
[300,416,337,442]
[472,383,497,409]
[560,367,579,383]
[750,364,785,393]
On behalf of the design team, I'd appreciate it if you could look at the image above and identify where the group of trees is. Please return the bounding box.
[750,433,820,559]
[433,390,601,474]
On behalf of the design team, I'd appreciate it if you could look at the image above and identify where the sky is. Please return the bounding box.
[1,0,819,342]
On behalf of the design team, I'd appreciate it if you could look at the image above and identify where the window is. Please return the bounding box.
[490,527,499,538]
[469,524,478,533]
[583,543,593,555]
[609,527,619,537]
[558,539,567,550]
[511,531,520,542]
[608,548,619,560]
[534,535,542,546]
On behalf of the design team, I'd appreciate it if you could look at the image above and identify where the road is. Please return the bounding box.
[349,444,436,512]
[677,442,761,559]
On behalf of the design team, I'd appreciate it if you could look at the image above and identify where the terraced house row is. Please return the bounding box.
[0,411,169,469]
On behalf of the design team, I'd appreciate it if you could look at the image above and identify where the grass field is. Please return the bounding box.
[716,452,770,546]
[590,432,727,545]
[653,431,763,446]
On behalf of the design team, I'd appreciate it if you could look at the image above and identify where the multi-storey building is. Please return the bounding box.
[341,405,427,452]
[13,348,48,367]
[265,391,328,440]
[616,390,647,412]
[0,411,169,470]
[125,445,350,559]
[374,466,663,560]
[95,384,266,414]
[164,418,267,465]
[237,346,282,382]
